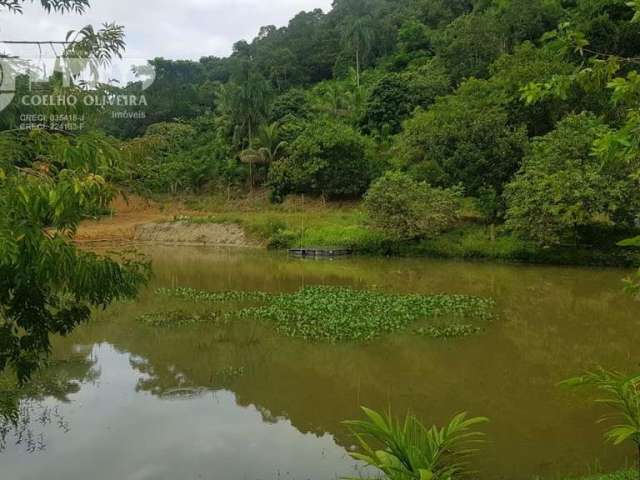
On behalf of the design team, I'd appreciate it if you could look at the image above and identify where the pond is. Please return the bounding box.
[2,246,639,480]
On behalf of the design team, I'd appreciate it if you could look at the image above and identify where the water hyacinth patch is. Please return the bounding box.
[155,285,496,341]
[237,286,496,342]
[416,324,482,339]
[156,287,272,303]
[137,310,219,328]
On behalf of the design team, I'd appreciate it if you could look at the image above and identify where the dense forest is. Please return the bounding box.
[2,0,640,378]
[3,0,640,250]
[17,0,640,250]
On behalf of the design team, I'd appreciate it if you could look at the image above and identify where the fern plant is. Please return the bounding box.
[343,407,488,480]
[562,368,640,480]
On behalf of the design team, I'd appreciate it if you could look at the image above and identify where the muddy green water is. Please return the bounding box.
[2,246,639,480]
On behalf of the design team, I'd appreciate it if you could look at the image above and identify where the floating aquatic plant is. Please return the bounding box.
[155,286,496,342]
[156,287,272,303]
[137,310,218,328]
[237,286,495,342]
[415,324,482,339]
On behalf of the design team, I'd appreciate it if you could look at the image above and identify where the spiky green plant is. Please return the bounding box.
[562,369,640,480]
[343,407,488,480]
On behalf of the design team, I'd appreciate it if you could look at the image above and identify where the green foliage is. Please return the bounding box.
[120,119,235,193]
[0,131,149,382]
[238,286,495,342]
[137,310,219,328]
[156,287,272,303]
[270,89,310,122]
[216,63,274,149]
[505,113,640,246]
[268,118,372,201]
[562,368,640,477]
[396,79,529,196]
[415,324,482,339]
[488,42,578,135]
[0,0,89,14]
[432,12,507,82]
[364,171,462,240]
[364,60,450,134]
[343,407,488,480]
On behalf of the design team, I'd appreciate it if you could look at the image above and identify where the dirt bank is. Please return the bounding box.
[134,222,253,246]
[75,195,257,247]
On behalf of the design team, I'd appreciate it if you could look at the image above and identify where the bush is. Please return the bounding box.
[120,119,236,193]
[396,79,529,196]
[364,59,450,134]
[364,171,462,240]
[267,119,373,201]
[504,113,640,246]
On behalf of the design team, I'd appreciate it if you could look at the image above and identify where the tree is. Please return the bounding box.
[309,78,366,126]
[341,16,374,88]
[364,59,450,134]
[0,132,149,382]
[0,0,88,13]
[239,122,287,186]
[487,42,578,136]
[364,171,462,240]
[432,12,507,83]
[270,89,309,122]
[504,113,639,246]
[267,118,371,201]
[396,79,528,196]
[0,0,148,382]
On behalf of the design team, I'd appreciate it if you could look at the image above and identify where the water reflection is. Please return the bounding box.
[0,352,98,454]
[2,343,369,480]
[2,246,639,480]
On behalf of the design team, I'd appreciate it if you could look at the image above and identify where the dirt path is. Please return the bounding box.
[75,195,257,247]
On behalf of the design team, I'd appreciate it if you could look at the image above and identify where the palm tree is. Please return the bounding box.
[239,122,287,187]
[341,17,373,88]
[216,65,273,189]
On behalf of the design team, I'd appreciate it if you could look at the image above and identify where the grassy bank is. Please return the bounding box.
[154,192,640,267]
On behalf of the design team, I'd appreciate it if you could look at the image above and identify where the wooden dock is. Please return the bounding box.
[288,247,353,257]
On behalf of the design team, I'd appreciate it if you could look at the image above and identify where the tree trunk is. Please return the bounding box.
[355,47,360,88]
[248,121,254,192]
[489,223,496,243]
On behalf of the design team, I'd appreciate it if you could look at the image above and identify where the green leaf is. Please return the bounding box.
[419,469,434,480]
[618,236,640,247]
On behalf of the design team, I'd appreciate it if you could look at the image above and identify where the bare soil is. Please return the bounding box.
[134,222,252,246]
[75,195,256,247]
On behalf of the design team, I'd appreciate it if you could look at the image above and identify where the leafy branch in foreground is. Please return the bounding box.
[0,131,149,382]
[0,0,88,14]
[343,407,488,480]
[561,368,640,480]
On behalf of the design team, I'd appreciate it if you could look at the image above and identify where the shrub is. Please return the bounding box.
[364,60,450,134]
[120,119,235,193]
[364,171,462,240]
[267,119,372,201]
[562,368,640,480]
[344,407,488,480]
[504,113,640,246]
[396,79,528,196]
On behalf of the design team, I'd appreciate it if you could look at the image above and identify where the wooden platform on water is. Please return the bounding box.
[288,247,353,257]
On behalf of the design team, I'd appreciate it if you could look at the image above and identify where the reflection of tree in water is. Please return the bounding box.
[130,352,247,400]
[0,355,99,453]
[0,402,69,453]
